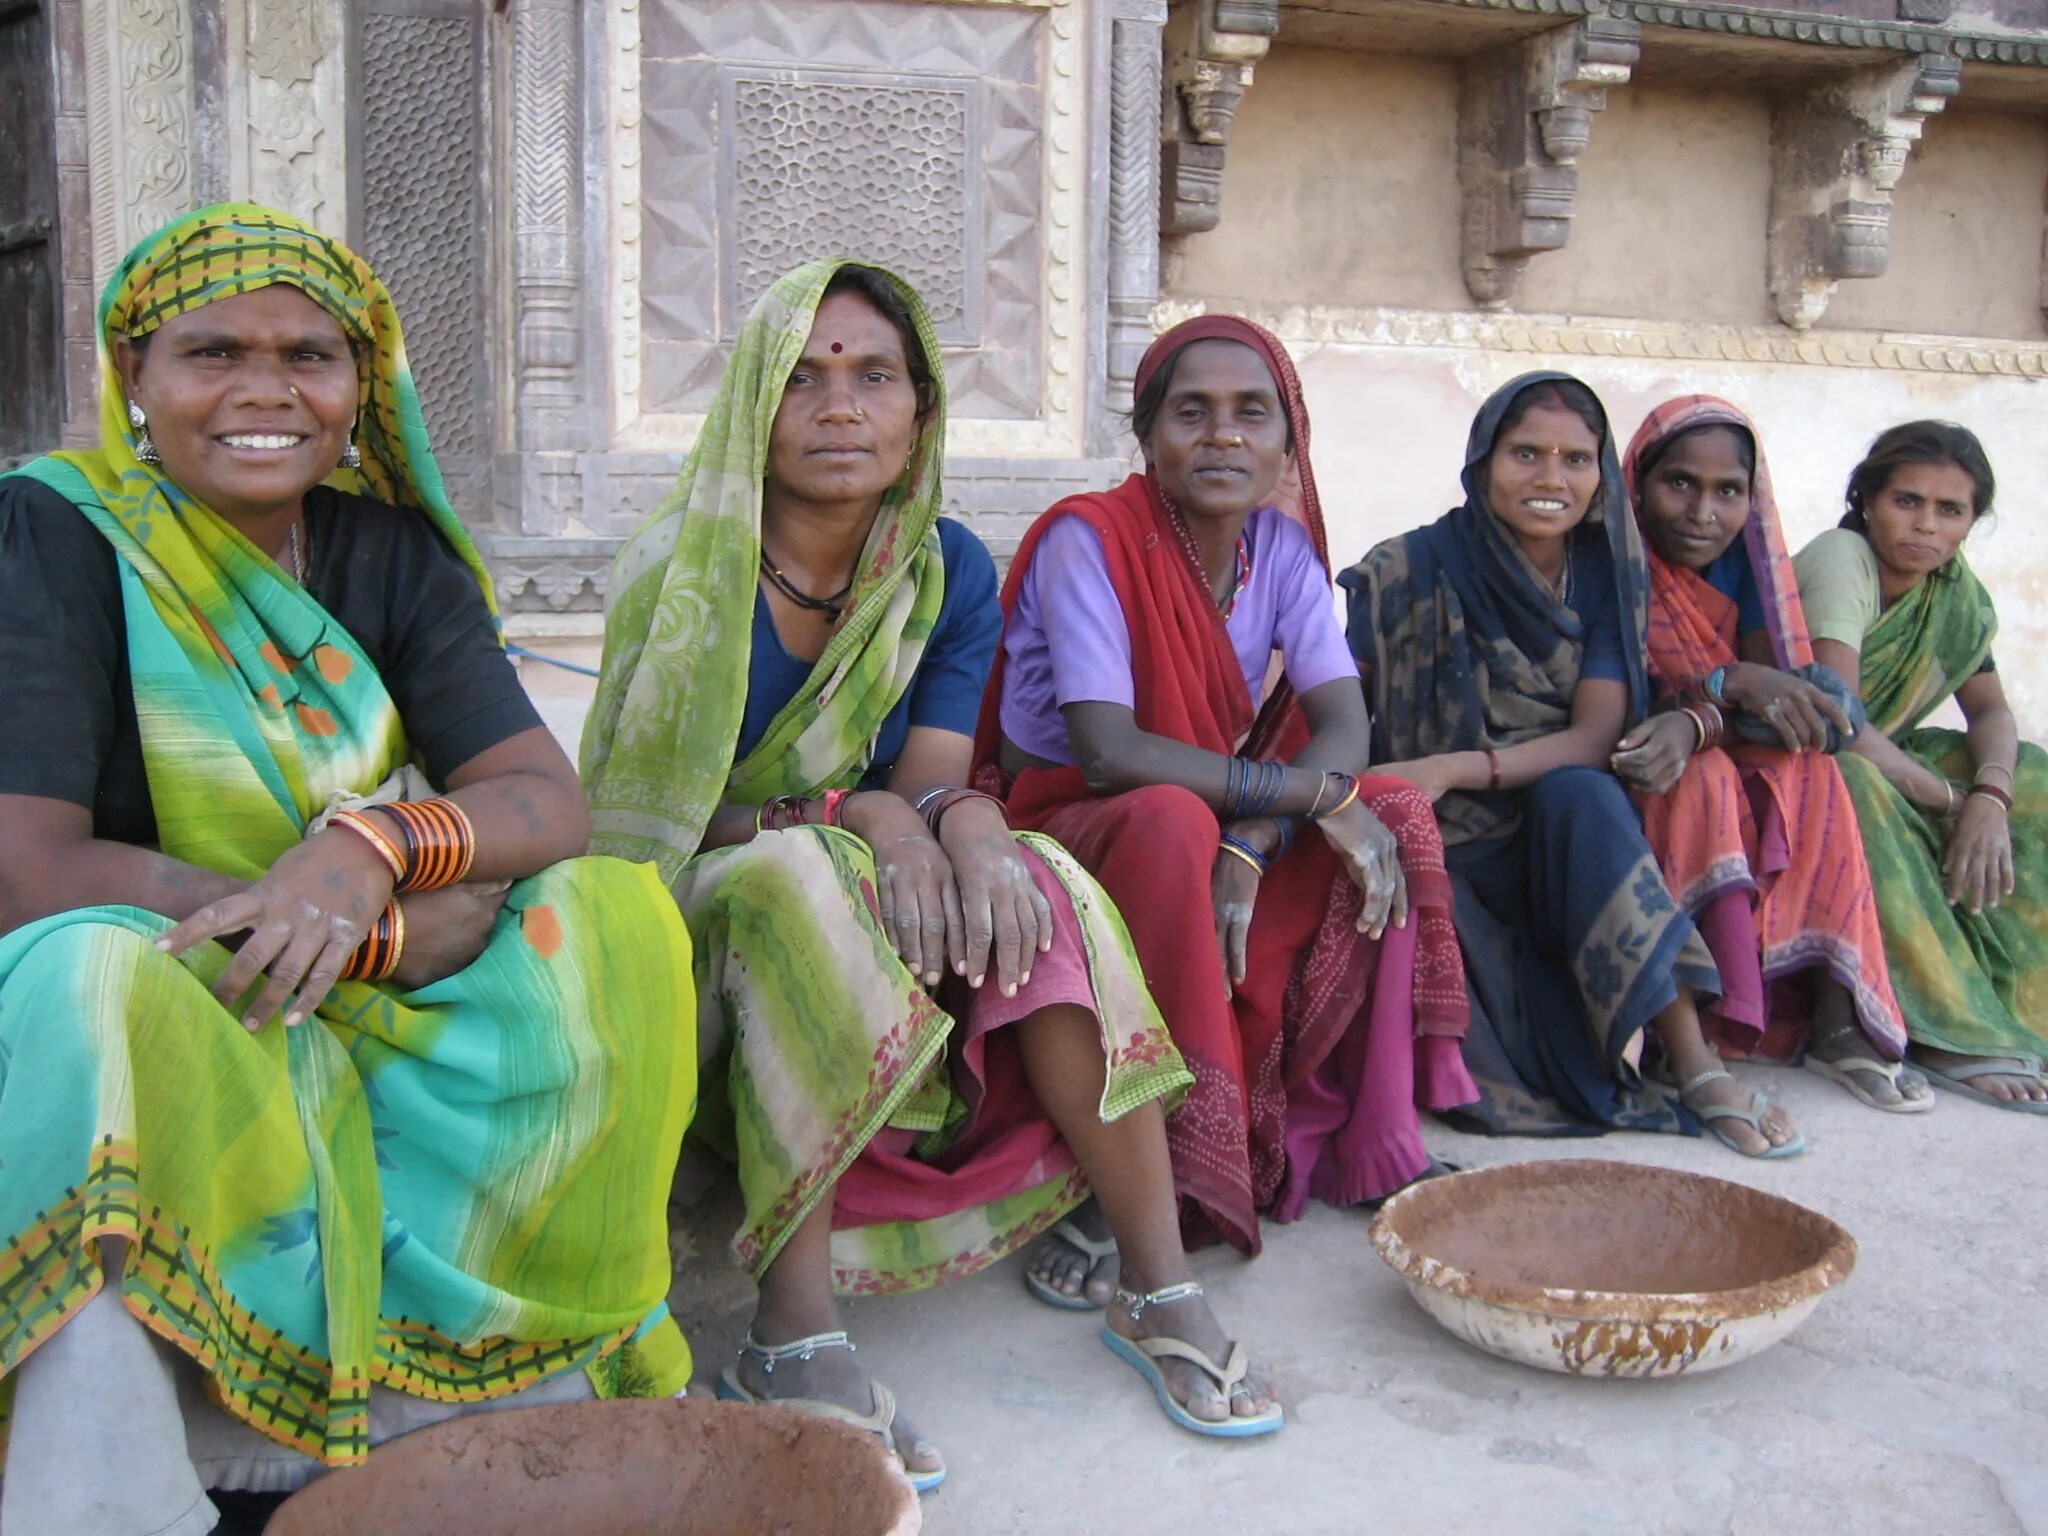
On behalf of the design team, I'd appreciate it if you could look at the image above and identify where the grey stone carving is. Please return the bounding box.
[1458,14,1641,310]
[511,0,585,456]
[1106,0,1166,418]
[352,0,487,507]
[83,0,193,290]
[638,0,1044,423]
[1766,54,1960,330]
[1160,0,1276,238]
[727,71,974,341]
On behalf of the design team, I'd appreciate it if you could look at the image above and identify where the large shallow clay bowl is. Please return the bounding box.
[266,1397,920,1536]
[1369,1158,1856,1378]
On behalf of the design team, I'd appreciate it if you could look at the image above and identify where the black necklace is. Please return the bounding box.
[759,551,854,624]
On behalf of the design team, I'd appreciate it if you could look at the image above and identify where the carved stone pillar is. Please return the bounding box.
[81,0,196,294]
[1106,0,1166,419]
[509,0,585,455]
[1160,0,1276,239]
[229,0,348,230]
[1767,56,1961,331]
[51,0,97,444]
[1458,15,1640,311]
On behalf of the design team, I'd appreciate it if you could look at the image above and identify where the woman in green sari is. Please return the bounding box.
[1795,421,2048,1112]
[582,260,1283,1483]
[0,206,695,1536]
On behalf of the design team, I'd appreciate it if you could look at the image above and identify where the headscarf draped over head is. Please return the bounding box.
[1343,370,1648,845]
[5,203,489,870]
[581,260,948,886]
[62,201,489,603]
[1621,395,1811,677]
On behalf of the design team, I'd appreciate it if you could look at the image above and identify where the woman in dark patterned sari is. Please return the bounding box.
[1343,372,1802,1158]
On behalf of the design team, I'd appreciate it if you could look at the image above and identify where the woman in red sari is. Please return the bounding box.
[973,316,1473,1293]
[1611,395,1928,1111]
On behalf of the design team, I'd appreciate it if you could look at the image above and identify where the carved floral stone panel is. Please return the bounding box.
[638,0,1044,421]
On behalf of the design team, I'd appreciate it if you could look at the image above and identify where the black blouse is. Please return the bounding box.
[0,476,540,846]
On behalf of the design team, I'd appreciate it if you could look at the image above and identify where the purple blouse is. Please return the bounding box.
[999,505,1360,764]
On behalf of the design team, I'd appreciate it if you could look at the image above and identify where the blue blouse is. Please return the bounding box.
[1701,542,1767,637]
[736,517,1001,789]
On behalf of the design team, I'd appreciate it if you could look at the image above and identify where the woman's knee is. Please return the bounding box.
[1529,764,1628,822]
[1107,784,1221,869]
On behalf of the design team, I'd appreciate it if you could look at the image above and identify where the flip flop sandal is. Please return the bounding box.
[1916,1056,2048,1116]
[1022,1217,1119,1311]
[715,1330,946,1495]
[1803,1052,1935,1113]
[1098,1282,1283,1440]
[1680,1068,1806,1160]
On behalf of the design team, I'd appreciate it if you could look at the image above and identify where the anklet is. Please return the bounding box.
[1115,1280,1204,1320]
[737,1328,855,1374]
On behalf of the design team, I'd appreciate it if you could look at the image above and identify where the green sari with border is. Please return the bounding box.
[1801,531,2048,1063]
[582,261,1188,1290]
[0,205,696,1468]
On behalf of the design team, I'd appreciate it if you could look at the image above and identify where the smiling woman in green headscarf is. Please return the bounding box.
[0,205,695,1536]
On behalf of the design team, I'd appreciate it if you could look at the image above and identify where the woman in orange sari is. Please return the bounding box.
[1611,396,1928,1111]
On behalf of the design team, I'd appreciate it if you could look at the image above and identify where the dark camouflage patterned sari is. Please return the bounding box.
[1341,372,1716,1135]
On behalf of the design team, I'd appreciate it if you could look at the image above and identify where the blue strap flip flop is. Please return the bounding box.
[1917,1055,2048,1116]
[1099,1282,1283,1440]
[1680,1068,1806,1159]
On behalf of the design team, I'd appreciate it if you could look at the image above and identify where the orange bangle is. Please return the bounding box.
[382,799,477,892]
[329,810,406,882]
[342,901,404,981]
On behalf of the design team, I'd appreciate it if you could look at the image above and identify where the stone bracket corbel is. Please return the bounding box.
[1767,55,1961,331]
[1159,0,1278,238]
[1458,15,1641,311]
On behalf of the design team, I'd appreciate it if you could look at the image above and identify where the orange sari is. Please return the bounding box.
[1623,397,1904,1060]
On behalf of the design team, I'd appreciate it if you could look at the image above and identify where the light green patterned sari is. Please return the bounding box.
[1801,531,2048,1064]
[0,206,695,1467]
[583,262,1188,1289]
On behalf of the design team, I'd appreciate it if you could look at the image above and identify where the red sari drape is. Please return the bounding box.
[972,316,1469,1251]
[1624,396,1904,1059]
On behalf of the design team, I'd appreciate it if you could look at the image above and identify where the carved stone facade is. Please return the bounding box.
[19,0,2048,641]
[1457,14,1642,309]
[1766,54,1962,329]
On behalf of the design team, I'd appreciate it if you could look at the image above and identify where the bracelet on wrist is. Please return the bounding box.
[341,900,405,983]
[1968,782,2013,813]
[1309,773,1358,823]
[1483,748,1503,793]
[1217,833,1269,877]
[378,799,477,892]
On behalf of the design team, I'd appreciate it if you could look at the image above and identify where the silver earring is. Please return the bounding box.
[338,418,362,470]
[127,400,162,465]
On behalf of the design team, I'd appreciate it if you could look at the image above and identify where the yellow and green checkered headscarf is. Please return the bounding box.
[69,200,492,605]
[5,203,490,869]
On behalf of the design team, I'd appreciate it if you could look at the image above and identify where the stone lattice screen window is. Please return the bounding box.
[638,0,1044,423]
[726,71,978,346]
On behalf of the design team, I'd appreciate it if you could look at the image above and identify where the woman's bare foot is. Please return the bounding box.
[1914,1046,2048,1104]
[1023,1198,1117,1306]
[1103,1273,1276,1426]
[733,1327,943,1483]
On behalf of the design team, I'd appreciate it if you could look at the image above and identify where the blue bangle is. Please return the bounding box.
[1704,665,1729,707]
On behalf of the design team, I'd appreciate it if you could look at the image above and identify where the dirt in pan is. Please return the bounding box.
[267,1397,918,1536]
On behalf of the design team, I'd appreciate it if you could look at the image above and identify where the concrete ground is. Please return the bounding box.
[668,1068,2048,1536]
[536,678,2044,1534]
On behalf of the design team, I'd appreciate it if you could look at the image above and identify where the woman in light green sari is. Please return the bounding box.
[0,206,695,1536]
[1796,420,2048,1113]
[583,261,1284,1484]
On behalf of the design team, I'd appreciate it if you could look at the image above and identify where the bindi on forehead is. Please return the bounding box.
[830,342,843,354]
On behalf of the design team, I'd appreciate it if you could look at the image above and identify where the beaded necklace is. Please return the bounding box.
[758,550,854,624]
[1159,491,1255,620]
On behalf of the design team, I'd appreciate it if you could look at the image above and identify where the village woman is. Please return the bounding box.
[579,261,1282,1471]
[0,205,696,1536]
[1795,421,2048,1113]
[979,314,1474,1292]
[1611,396,1925,1112]
[1344,372,1802,1157]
